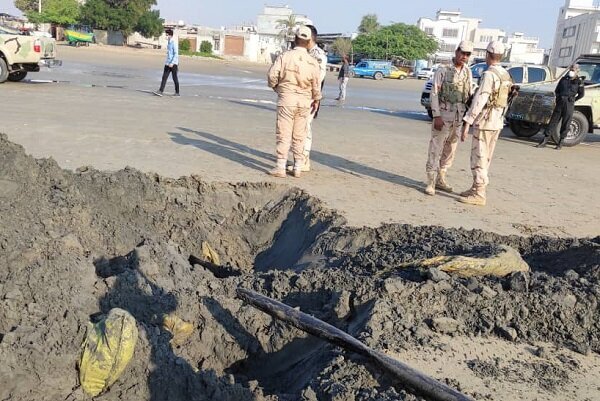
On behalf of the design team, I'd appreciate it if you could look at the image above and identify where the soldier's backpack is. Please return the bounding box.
[486,66,513,109]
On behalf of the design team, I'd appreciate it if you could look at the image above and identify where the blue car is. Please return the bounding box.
[350,60,393,80]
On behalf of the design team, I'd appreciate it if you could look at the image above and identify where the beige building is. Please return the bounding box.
[551,0,600,67]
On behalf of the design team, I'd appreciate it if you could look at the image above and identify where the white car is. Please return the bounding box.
[417,67,436,80]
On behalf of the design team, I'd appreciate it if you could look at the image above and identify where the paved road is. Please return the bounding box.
[2,45,599,237]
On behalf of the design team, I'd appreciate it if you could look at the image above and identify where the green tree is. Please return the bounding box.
[14,0,37,13]
[352,23,438,60]
[26,0,80,25]
[179,38,191,52]
[358,14,380,34]
[80,0,162,42]
[331,38,352,57]
[135,9,164,38]
[200,40,212,54]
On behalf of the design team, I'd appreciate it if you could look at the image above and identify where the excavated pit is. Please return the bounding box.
[0,134,599,401]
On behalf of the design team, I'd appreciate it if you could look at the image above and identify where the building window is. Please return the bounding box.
[439,42,456,52]
[563,26,576,38]
[559,46,572,57]
[424,27,434,35]
[479,35,493,42]
[442,28,459,38]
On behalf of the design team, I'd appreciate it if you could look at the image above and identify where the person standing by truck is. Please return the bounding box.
[537,64,585,150]
[460,41,514,206]
[336,56,350,102]
[424,41,474,196]
[153,29,180,97]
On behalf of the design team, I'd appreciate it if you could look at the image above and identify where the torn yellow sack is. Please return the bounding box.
[412,245,529,277]
[201,241,220,265]
[163,314,194,346]
[79,308,138,397]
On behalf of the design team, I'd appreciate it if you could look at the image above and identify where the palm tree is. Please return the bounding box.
[276,15,299,49]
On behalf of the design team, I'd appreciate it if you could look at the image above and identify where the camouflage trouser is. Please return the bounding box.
[302,108,316,161]
[276,106,310,166]
[471,129,500,191]
[425,118,461,173]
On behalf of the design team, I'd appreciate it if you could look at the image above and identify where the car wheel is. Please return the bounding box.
[349,71,355,78]
[559,110,589,147]
[374,72,383,80]
[399,75,406,80]
[8,71,27,82]
[509,120,541,138]
[427,109,433,119]
[0,57,9,84]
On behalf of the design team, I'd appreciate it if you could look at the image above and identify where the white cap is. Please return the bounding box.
[296,26,312,40]
[487,41,505,55]
[457,41,474,53]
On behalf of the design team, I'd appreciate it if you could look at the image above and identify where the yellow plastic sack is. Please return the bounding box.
[163,314,194,346]
[201,241,220,265]
[79,308,138,397]
[412,245,529,278]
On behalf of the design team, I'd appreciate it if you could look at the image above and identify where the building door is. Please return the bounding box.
[224,35,244,56]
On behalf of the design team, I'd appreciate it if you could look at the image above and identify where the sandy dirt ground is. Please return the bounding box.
[1,44,599,238]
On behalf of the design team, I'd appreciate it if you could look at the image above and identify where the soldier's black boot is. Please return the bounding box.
[536,136,549,148]
[556,139,563,150]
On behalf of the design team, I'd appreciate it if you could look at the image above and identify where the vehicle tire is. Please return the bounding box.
[399,75,406,80]
[558,110,589,147]
[427,109,433,119]
[358,75,363,78]
[374,72,383,80]
[349,71,355,78]
[8,71,27,82]
[509,120,541,138]
[0,57,9,84]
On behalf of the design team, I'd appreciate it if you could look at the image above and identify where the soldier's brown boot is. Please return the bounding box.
[269,159,287,178]
[459,186,476,197]
[459,187,486,206]
[424,172,436,196]
[435,170,453,193]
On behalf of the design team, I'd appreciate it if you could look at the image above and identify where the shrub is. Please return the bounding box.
[179,38,191,52]
[200,40,212,54]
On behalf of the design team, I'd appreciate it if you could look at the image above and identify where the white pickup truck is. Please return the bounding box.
[0,24,61,83]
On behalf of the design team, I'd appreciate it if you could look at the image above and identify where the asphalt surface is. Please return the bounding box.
[2,44,599,237]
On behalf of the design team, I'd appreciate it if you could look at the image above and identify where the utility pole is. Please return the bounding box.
[38,0,41,13]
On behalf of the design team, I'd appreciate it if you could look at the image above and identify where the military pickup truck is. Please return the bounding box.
[506,54,600,147]
[0,24,61,83]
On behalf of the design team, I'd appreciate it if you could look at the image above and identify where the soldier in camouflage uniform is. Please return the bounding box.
[460,41,514,206]
[425,41,474,196]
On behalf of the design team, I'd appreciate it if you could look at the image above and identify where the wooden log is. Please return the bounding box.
[237,288,474,401]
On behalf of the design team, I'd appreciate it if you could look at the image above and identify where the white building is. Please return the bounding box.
[256,5,312,58]
[418,9,545,65]
[417,10,480,61]
[550,0,600,67]
[506,33,545,64]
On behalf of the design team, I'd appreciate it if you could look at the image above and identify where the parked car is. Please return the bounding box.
[388,66,408,80]
[350,60,398,80]
[417,67,435,80]
[507,54,600,147]
[0,24,61,83]
[420,63,553,118]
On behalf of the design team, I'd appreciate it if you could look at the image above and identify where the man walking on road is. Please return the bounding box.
[537,64,585,150]
[424,41,474,196]
[460,41,514,206]
[154,29,180,97]
[336,56,350,102]
[267,26,322,178]
[299,24,327,173]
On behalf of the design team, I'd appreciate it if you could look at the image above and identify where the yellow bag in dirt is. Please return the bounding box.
[413,245,529,278]
[201,241,220,265]
[79,308,138,397]
[162,314,194,346]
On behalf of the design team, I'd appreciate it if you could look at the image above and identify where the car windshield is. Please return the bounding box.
[577,62,600,83]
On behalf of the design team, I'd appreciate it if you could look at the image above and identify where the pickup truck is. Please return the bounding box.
[0,24,61,83]
[506,54,600,147]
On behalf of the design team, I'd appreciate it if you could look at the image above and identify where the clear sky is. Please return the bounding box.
[1,0,567,48]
